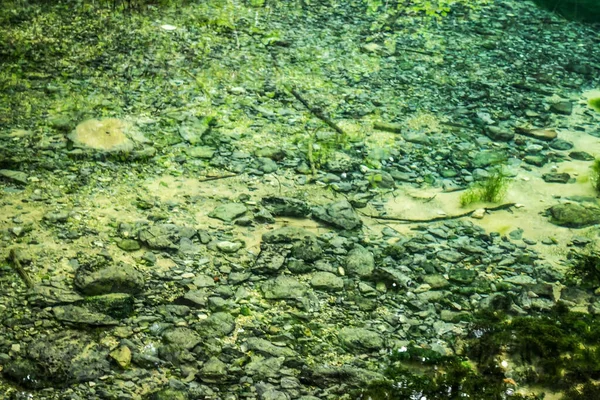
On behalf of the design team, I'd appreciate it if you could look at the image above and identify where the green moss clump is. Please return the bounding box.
[590,158,600,192]
[589,97,600,112]
[567,249,600,287]
[460,168,509,207]
[468,305,600,393]
[358,306,600,399]
[532,0,600,23]
[356,343,539,399]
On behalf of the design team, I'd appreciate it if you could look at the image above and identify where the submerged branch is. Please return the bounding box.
[289,87,347,137]
[361,203,516,224]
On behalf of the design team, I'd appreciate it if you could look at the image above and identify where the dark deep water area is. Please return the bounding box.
[1,0,600,399]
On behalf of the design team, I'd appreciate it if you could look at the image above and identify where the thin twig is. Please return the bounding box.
[289,87,347,137]
[197,174,240,182]
[360,203,516,224]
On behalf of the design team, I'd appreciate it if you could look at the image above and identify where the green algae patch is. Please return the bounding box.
[589,97,600,112]
[355,305,600,399]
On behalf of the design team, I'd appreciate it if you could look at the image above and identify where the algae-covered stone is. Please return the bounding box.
[138,224,196,250]
[117,238,141,251]
[472,150,506,168]
[68,118,145,153]
[196,312,235,338]
[261,196,311,217]
[310,271,344,292]
[311,200,362,230]
[262,276,308,300]
[338,327,384,351]
[52,304,119,326]
[345,245,375,278]
[109,345,132,368]
[548,203,600,228]
[262,226,317,244]
[74,262,145,295]
[83,293,135,318]
[162,327,202,350]
[0,169,28,184]
[3,331,110,389]
[209,203,247,222]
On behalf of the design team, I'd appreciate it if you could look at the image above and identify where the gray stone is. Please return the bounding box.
[324,151,358,172]
[543,173,571,183]
[503,275,536,286]
[422,274,450,289]
[486,126,514,142]
[373,267,412,289]
[209,203,247,222]
[437,250,465,263]
[245,337,297,358]
[139,224,196,250]
[262,226,317,244]
[549,139,573,151]
[258,157,279,173]
[290,236,322,262]
[83,293,135,318]
[262,389,290,400]
[261,196,311,217]
[262,276,308,300]
[43,210,70,223]
[163,327,203,350]
[117,238,141,251]
[245,356,284,379]
[216,240,244,253]
[196,312,235,338]
[403,131,430,145]
[448,268,477,284]
[569,151,595,161]
[524,155,546,167]
[188,146,216,159]
[550,101,572,115]
[338,327,384,351]
[28,285,84,307]
[310,271,344,292]
[345,245,375,278]
[311,200,362,230]
[472,151,506,168]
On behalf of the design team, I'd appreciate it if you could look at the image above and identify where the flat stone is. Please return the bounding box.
[569,151,595,161]
[548,203,600,228]
[515,127,557,141]
[550,101,572,115]
[345,245,375,278]
[209,203,247,222]
[542,172,571,183]
[310,271,344,292]
[0,169,28,184]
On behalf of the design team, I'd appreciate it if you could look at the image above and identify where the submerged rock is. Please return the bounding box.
[4,331,110,389]
[74,262,145,295]
[68,118,146,153]
[311,200,362,230]
[548,203,600,228]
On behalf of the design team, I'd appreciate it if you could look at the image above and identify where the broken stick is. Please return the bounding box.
[289,87,347,137]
